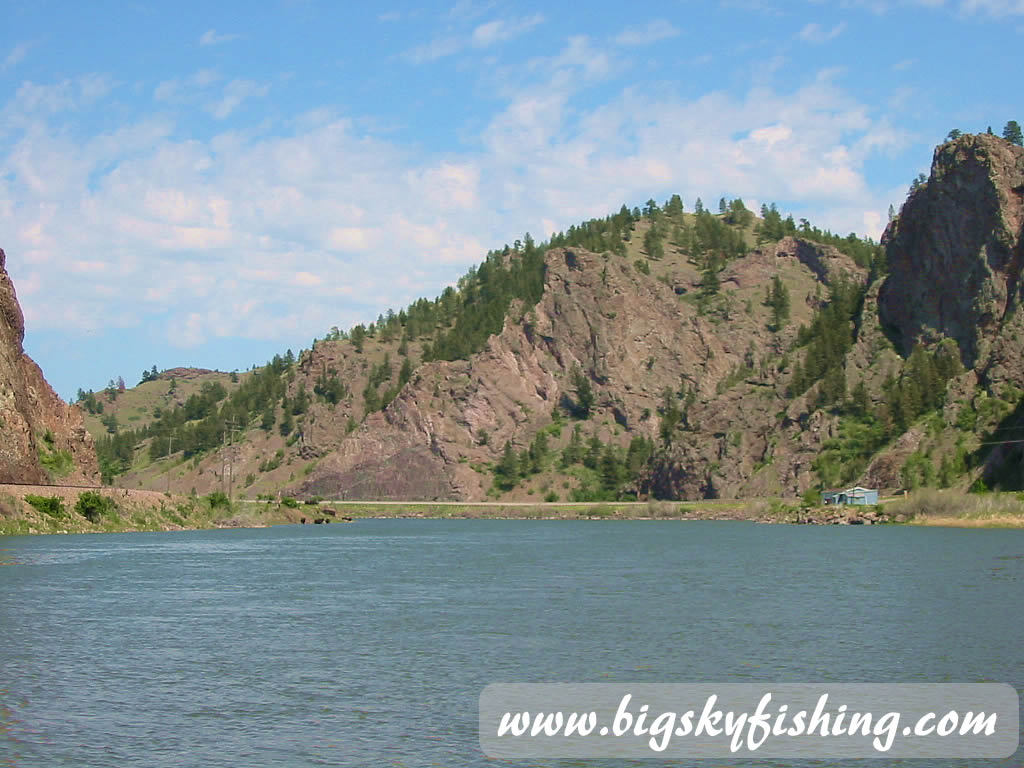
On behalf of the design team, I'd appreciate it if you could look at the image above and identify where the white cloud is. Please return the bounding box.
[799,21,848,43]
[2,41,32,72]
[843,0,1024,13]
[405,13,544,62]
[614,19,681,46]
[0,39,905,359]
[959,0,1024,13]
[448,0,499,22]
[199,29,241,46]
[405,36,462,63]
[154,69,221,103]
[471,14,544,47]
[5,74,113,115]
[206,79,268,120]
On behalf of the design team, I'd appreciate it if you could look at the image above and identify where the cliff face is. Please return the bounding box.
[879,134,1024,377]
[0,249,99,485]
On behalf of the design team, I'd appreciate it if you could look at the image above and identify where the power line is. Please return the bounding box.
[166,434,175,495]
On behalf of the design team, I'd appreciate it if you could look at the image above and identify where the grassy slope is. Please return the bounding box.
[82,369,243,441]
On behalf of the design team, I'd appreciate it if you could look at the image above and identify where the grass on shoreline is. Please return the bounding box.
[235,498,756,521]
[5,489,1024,535]
[0,490,296,536]
[887,489,1024,528]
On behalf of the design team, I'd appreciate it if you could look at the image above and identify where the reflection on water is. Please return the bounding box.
[0,520,1021,767]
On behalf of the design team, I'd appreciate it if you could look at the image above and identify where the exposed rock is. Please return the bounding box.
[879,134,1024,375]
[0,248,99,485]
[292,238,868,501]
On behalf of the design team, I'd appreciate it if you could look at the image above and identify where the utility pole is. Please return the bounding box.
[221,421,229,496]
[166,434,175,495]
[224,418,239,501]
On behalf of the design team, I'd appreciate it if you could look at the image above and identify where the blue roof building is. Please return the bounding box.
[821,486,878,506]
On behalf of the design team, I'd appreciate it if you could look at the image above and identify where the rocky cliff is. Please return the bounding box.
[880,134,1024,377]
[0,249,99,485]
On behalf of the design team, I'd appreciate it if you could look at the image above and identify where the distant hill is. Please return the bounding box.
[82,133,1024,501]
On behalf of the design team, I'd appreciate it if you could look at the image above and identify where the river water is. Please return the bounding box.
[1,520,1021,766]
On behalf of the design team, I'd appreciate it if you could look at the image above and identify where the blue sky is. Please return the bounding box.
[1,0,1022,399]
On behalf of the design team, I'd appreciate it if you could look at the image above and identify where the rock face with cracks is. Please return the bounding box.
[880,133,1024,380]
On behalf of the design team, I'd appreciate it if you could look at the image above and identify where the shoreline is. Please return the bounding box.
[3,487,1023,535]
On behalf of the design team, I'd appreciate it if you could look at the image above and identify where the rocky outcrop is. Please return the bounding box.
[879,134,1024,375]
[0,248,99,485]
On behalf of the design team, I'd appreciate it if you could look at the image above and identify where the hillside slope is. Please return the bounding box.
[294,237,865,500]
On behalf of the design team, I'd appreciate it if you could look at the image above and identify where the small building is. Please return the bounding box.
[822,486,878,506]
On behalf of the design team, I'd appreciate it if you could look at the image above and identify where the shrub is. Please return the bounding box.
[801,487,821,507]
[25,494,66,519]
[38,447,74,478]
[206,491,231,509]
[281,497,299,508]
[75,491,116,522]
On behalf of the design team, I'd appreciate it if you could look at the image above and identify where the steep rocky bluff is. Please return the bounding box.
[877,134,1024,488]
[880,133,1024,379]
[0,249,98,484]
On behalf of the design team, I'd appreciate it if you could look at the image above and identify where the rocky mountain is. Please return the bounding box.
[91,133,1024,501]
[0,249,99,485]
[878,133,1024,489]
[295,236,867,501]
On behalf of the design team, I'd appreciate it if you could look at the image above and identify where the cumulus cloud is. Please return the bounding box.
[0,38,904,364]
